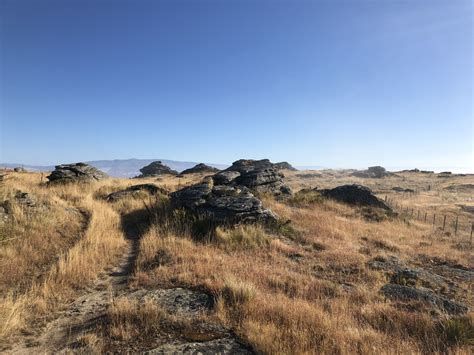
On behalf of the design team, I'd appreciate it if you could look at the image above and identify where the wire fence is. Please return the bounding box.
[383,194,473,248]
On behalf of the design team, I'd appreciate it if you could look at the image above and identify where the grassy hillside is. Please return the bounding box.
[0,170,472,354]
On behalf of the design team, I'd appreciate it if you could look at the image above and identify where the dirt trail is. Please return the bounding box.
[8,205,252,354]
[8,207,140,354]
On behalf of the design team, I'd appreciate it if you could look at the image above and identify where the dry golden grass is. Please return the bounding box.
[1,170,473,353]
[0,172,128,345]
[131,171,473,354]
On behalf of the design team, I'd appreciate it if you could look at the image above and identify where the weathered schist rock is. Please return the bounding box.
[135,161,178,178]
[320,184,391,210]
[1,190,40,223]
[179,163,220,175]
[13,167,26,173]
[106,184,169,202]
[368,256,469,315]
[352,166,392,178]
[170,177,278,225]
[47,163,108,183]
[212,159,292,196]
[274,161,298,171]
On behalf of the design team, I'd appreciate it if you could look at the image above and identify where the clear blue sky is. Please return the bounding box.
[1,0,472,170]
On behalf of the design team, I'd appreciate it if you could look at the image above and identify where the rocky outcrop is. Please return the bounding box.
[320,184,391,210]
[136,161,178,178]
[213,159,292,196]
[13,167,26,172]
[106,184,169,202]
[47,163,108,183]
[180,163,220,175]
[352,166,391,178]
[274,161,297,171]
[170,177,278,225]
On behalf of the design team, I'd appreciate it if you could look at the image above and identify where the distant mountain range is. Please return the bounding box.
[0,159,229,178]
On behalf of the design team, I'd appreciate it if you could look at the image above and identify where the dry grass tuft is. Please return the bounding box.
[107,297,165,341]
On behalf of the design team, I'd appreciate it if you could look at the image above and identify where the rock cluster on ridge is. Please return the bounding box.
[135,161,178,177]
[213,159,292,196]
[179,163,220,175]
[352,166,392,178]
[274,161,297,171]
[47,163,108,183]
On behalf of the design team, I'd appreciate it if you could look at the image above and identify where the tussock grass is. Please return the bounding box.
[215,225,270,250]
[2,171,473,353]
[132,174,473,354]
[0,173,127,346]
[107,297,166,341]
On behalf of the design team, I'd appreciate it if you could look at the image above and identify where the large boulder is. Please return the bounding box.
[212,159,292,196]
[180,163,220,175]
[47,163,108,183]
[320,184,391,210]
[106,184,169,202]
[170,177,278,225]
[352,166,391,178]
[136,161,178,178]
[274,161,297,171]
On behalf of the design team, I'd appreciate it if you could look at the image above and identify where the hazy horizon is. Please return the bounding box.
[1,0,472,170]
[1,157,473,174]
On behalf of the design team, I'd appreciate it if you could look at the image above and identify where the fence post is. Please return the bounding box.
[454,216,458,236]
[411,208,414,218]
[385,195,387,202]
[424,212,427,223]
[442,215,446,230]
[470,222,473,249]
[471,223,473,249]
[433,214,436,226]
[417,210,420,220]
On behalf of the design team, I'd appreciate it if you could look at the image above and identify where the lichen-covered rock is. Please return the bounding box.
[170,177,278,225]
[130,288,213,316]
[320,184,391,210]
[47,163,108,183]
[180,163,220,175]
[106,184,168,202]
[213,159,292,196]
[136,161,178,178]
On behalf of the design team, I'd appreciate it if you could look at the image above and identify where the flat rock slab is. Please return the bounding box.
[130,288,213,316]
[145,337,253,354]
[106,184,169,202]
[380,284,468,315]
